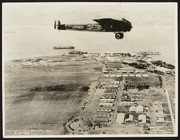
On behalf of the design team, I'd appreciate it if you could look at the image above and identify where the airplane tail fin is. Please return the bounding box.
[54,20,60,29]
[54,20,57,29]
[54,20,66,30]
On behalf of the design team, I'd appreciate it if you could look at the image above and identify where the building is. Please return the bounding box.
[120,67,135,73]
[103,74,110,77]
[125,114,133,122]
[135,74,142,77]
[122,59,134,64]
[104,91,117,95]
[138,114,146,123]
[119,102,134,106]
[99,102,114,107]
[116,113,125,124]
[100,99,115,103]
[88,53,100,57]
[100,95,116,99]
[129,74,135,77]
[94,112,111,117]
[122,74,128,77]
[116,73,122,77]
[105,56,122,62]
[97,107,112,112]
[136,105,144,113]
[129,105,137,113]
[142,74,149,77]
[155,113,165,123]
[135,69,145,73]
[106,84,119,88]
[105,87,118,91]
[129,104,144,113]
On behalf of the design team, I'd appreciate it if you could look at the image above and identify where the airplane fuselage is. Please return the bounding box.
[59,24,103,32]
[54,18,132,39]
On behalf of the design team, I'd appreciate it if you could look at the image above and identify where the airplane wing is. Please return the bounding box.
[93,18,122,25]
[93,18,114,26]
[93,18,123,31]
[93,18,132,32]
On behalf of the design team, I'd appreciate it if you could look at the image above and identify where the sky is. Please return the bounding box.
[2,3,177,64]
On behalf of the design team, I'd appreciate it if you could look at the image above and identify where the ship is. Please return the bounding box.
[53,46,75,49]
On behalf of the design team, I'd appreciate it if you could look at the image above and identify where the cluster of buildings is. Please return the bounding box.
[121,90,147,102]
[153,101,170,123]
[92,81,120,128]
[116,89,151,128]
[102,65,149,78]
[20,52,175,78]
[20,55,92,67]
[116,103,150,125]
[85,52,175,77]
[148,101,174,134]
[83,52,133,63]
[21,57,66,66]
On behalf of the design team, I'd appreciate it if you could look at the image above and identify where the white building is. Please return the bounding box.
[129,106,136,112]
[138,114,146,123]
[116,74,122,77]
[100,99,115,103]
[105,56,121,62]
[142,74,149,77]
[129,104,144,113]
[135,69,145,73]
[103,74,110,77]
[95,114,111,117]
[135,74,142,77]
[99,102,114,107]
[136,105,144,113]
[129,74,135,77]
[97,108,112,112]
[119,102,134,106]
[116,113,125,124]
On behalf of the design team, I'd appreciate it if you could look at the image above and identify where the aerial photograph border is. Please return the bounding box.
[1,0,179,139]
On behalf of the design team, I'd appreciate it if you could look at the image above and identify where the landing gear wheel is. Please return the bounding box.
[115,33,124,39]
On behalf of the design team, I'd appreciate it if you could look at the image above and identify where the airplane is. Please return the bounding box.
[54,18,132,39]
